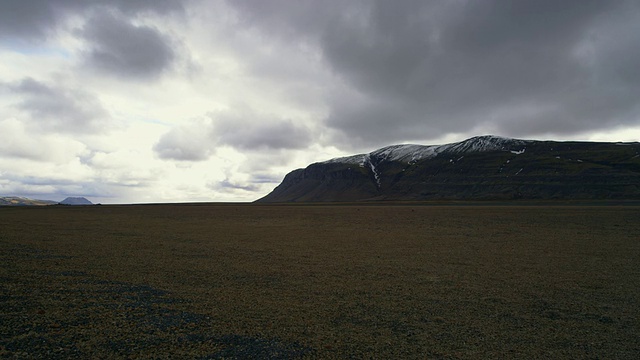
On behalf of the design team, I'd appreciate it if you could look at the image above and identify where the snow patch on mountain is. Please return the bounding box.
[439,135,528,153]
[322,135,529,165]
[371,144,439,163]
[365,155,381,187]
[324,154,367,166]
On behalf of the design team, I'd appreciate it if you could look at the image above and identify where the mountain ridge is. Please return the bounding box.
[257,135,640,202]
[1,196,95,206]
[323,135,529,166]
[0,196,58,206]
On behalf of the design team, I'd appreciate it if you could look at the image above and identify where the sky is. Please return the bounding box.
[1,0,639,204]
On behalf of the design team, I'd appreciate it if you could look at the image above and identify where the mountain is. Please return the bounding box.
[257,135,640,202]
[0,197,58,206]
[59,197,93,205]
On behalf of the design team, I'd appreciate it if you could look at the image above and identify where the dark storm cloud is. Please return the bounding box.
[0,0,183,43]
[6,78,110,134]
[0,0,78,41]
[1,0,183,81]
[79,13,177,80]
[211,112,313,151]
[227,0,640,147]
[154,111,313,161]
[106,0,185,16]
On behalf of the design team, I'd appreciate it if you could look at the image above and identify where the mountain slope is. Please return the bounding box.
[257,135,640,202]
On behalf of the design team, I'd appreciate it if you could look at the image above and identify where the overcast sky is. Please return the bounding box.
[1,0,639,203]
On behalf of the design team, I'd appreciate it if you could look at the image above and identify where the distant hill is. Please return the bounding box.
[0,197,58,206]
[60,197,93,205]
[257,135,640,202]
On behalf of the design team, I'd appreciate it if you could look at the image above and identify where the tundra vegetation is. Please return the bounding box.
[1,203,639,358]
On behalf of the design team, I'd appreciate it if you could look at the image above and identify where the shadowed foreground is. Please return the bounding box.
[1,204,639,358]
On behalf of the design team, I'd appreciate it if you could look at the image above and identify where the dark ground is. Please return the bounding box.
[1,204,639,359]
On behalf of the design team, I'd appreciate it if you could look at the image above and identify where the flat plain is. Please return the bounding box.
[1,203,639,359]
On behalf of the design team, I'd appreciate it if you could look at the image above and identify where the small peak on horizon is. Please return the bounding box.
[60,197,93,205]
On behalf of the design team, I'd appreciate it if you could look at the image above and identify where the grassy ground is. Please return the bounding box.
[1,204,639,358]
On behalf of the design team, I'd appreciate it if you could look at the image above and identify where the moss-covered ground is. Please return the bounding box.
[1,204,639,358]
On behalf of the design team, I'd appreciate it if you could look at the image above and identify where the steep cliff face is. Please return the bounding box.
[257,136,640,202]
[261,163,379,202]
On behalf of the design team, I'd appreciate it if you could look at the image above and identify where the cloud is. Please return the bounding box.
[213,178,261,193]
[0,153,96,200]
[211,111,313,151]
[0,0,183,44]
[153,119,213,161]
[6,77,111,134]
[0,0,78,42]
[0,118,88,162]
[225,0,640,148]
[319,0,628,144]
[106,0,185,16]
[154,110,314,161]
[3,0,640,204]
[79,12,178,80]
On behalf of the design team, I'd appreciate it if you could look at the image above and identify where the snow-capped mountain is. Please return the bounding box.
[325,135,528,166]
[257,135,640,202]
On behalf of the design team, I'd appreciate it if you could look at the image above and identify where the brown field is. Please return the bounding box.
[1,204,639,359]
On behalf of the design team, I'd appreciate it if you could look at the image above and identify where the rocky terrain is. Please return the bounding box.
[258,135,640,202]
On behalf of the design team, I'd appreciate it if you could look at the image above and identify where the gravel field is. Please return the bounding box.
[1,204,639,359]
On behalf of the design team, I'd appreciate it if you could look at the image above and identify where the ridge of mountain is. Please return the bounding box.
[324,135,528,166]
[257,135,640,202]
[0,196,58,206]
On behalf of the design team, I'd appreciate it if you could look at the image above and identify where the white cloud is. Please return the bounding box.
[154,108,315,161]
[5,78,111,134]
[0,118,88,162]
[153,118,214,161]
